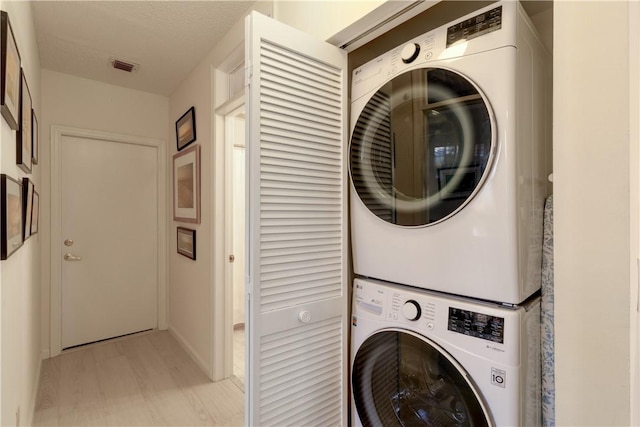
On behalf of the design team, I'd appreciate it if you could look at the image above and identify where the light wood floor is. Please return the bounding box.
[32,330,244,426]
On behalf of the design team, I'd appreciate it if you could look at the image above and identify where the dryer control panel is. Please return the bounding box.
[351,1,516,102]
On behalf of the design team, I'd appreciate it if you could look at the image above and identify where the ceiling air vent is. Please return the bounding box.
[109,57,139,73]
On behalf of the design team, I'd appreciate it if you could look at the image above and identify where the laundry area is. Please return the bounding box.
[0,1,637,426]
[347,2,553,425]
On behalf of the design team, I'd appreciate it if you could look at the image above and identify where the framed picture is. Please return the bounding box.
[173,144,200,223]
[1,174,23,260]
[16,69,32,173]
[30,190,39,235]
[438,166,481,200]
[31,109,38,165]
[175,106,196,151]
[177,227,196,260]
[1,11,21,130]
[21,178,33,240]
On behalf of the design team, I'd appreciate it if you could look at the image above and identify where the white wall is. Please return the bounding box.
[630,2,640,424]
[167,60,213,373]
[273,0,384,41]
[166,0,273,380]
[0,2,41,425]
[554,1,632,425]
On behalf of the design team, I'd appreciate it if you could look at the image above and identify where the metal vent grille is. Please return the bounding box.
[109,58,139,73]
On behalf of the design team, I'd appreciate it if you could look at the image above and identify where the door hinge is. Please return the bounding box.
[245,61,252,88]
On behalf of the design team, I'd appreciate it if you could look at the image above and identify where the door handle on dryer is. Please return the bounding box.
[64,253,82,261]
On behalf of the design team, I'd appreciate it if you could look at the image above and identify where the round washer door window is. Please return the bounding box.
[352,330,491,427]
[349,68,494,227]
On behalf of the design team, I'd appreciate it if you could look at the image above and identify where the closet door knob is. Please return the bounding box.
[298,310,311,323]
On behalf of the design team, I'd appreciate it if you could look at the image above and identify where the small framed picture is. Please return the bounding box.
[1,11,21,130]
[21,178,33,240]
[177,227,196,260]
[1,174,23,260]
[31,109,38,165]
[30,190,39,235]
[16,69,32,173]
[175,106,196,151]
[173,144,200,223]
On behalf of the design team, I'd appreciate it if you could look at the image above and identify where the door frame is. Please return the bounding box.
[50,125,167,357]
[212,90,245,380]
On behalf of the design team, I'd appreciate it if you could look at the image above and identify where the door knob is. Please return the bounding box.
[64,253,82,261]
[229,254,235,263]
[64,239,74,247]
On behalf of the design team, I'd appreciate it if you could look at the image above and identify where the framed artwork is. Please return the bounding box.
[175,106,196,151]
[173,144,201,223]
[30,190,39,235]
[31,109,38,165]
[21,178,33,240]
[1,11,21,130]
[1,174,23,260]
[16,69,31,173]
[177,227,196,260]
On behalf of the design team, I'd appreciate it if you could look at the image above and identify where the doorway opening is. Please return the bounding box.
[225,104,246,386]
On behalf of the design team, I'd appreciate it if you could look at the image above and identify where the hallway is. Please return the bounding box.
[32,331,244,426]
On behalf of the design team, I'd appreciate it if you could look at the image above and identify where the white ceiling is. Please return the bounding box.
[32,1,255,96]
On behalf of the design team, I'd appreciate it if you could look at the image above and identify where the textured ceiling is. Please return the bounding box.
[32,1,255,96]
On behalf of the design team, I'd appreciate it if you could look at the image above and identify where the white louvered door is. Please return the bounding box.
[245,11,348,427]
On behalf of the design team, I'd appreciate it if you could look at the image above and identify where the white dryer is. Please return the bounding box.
[349,1,551,304]
[351,278,541,426]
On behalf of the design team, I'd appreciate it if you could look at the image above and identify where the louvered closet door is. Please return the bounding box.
[245,11,348,427]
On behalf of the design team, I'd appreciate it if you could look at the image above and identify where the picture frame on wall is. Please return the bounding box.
[21,178,33,240]
[16,69,32,173]
[30,190,39,235]
[1,11,21,130]
[175,106,196,151]
[173,144,201,223]
[177,227,196,260]
[31,109,38,165]
[1,174,23,260]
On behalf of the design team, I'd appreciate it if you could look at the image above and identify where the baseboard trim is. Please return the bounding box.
[167,326,211,379]
[26,356,43,427]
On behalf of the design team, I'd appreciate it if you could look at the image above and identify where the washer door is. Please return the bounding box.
[349,67,494,226]
[352,330,492,427]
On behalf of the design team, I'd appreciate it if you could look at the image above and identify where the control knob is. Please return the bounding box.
[401,43,421,64]
[402,300,421,321]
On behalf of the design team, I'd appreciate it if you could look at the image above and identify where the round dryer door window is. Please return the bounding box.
[350,68,494,226]
[352,330,491,427]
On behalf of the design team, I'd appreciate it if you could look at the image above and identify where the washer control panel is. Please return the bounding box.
[353,278,526,366]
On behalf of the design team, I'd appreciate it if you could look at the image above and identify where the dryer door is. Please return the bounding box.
[352,329,492,427]
[349,67,495,227]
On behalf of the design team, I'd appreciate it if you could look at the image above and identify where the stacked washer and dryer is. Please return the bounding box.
[349,2,551,426]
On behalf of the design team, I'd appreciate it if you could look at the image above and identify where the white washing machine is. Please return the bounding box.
[349,1,551,304]
[351,278,541,426]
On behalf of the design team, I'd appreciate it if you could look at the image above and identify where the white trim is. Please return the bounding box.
[211,41,248,381]
[327,0,439,50]
[25,357,43,427]
[168,327,210,375]
[49,125,167,356]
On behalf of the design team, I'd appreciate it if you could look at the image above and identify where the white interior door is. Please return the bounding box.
[245,11,348,426]
[60,134,158,349]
